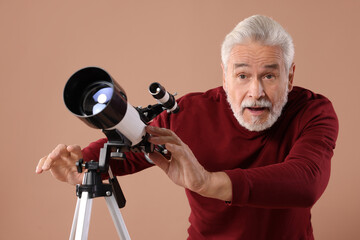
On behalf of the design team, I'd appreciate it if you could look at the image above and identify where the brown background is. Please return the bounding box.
[1,0,359,239]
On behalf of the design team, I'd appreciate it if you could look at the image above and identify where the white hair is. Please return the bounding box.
[221,15,294,73]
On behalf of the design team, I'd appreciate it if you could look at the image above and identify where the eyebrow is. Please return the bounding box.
[233,63,280,70]
[263,63,280,70]
[234,63,249,69]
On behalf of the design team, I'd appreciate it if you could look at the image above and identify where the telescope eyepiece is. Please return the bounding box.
[149,82,179,113]
[149,82,166,99]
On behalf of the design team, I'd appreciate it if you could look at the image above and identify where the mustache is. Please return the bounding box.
[241,98,272,109]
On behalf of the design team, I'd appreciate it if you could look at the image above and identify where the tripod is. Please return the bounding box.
[67,102,172,240]
[69,142,132,240]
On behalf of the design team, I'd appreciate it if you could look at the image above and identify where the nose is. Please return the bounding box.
[247,79,265,99]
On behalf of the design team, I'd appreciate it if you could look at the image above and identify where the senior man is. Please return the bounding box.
[36,15,338,239]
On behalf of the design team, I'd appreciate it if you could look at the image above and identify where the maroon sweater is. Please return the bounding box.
[82,86,338,240]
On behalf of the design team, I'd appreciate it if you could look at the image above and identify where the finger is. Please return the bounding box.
[43,144,68,170]
[148,135,181,146]
[41,155,55,171]
[163,142,181,153]
[51,144,69,159]
[67,145,83,160]
[36,156,47,174]
[146,126,173,136]
[147,151,170,173]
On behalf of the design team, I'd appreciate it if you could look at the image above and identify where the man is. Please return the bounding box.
[36,15,338,239]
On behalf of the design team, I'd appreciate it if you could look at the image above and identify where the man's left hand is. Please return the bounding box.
[146,126,232,201]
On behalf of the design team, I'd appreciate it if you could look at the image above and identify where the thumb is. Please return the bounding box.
[147,151,170,172]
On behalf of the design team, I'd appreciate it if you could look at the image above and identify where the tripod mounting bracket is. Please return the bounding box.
[76,161,114,199]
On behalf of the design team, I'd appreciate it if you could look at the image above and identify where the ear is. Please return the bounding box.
[287,63,295,92]
[221,63,227,91]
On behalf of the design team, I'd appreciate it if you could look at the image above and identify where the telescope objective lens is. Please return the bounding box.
[81,82,113,115]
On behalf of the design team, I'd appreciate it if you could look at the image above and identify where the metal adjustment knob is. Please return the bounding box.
[110,150,126,159]
[76,158,84,173]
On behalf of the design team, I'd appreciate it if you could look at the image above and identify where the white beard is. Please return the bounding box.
[225,87,288,132]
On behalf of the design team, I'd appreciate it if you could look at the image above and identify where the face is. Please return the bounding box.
[222,42,295,131]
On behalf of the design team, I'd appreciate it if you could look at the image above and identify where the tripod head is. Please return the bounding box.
[76,156,127,208]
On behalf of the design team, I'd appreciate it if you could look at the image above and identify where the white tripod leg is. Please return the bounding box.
[69,197,80,240]
[69,192,93,240]
[105,195,131,240]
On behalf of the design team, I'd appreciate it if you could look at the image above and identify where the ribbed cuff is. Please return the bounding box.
[223,169,250,206]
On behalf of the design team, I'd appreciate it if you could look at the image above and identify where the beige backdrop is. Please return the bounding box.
[1,0,359,239]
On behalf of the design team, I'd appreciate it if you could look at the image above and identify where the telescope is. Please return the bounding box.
[63,67,179,156]
[64,67,180,239]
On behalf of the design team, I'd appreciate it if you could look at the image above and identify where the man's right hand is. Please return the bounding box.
[36,144,84,185]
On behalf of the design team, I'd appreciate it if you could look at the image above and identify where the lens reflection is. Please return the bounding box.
[81,83,113,115]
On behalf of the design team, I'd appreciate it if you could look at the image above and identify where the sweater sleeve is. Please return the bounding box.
[225,99,339,208]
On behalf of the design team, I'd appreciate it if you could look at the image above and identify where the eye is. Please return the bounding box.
[238,74,247,80]
[264,74,275,80]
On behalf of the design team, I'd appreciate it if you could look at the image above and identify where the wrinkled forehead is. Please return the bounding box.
[228,43,286,71]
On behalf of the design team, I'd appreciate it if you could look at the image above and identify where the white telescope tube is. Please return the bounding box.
[107,102,146,146]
